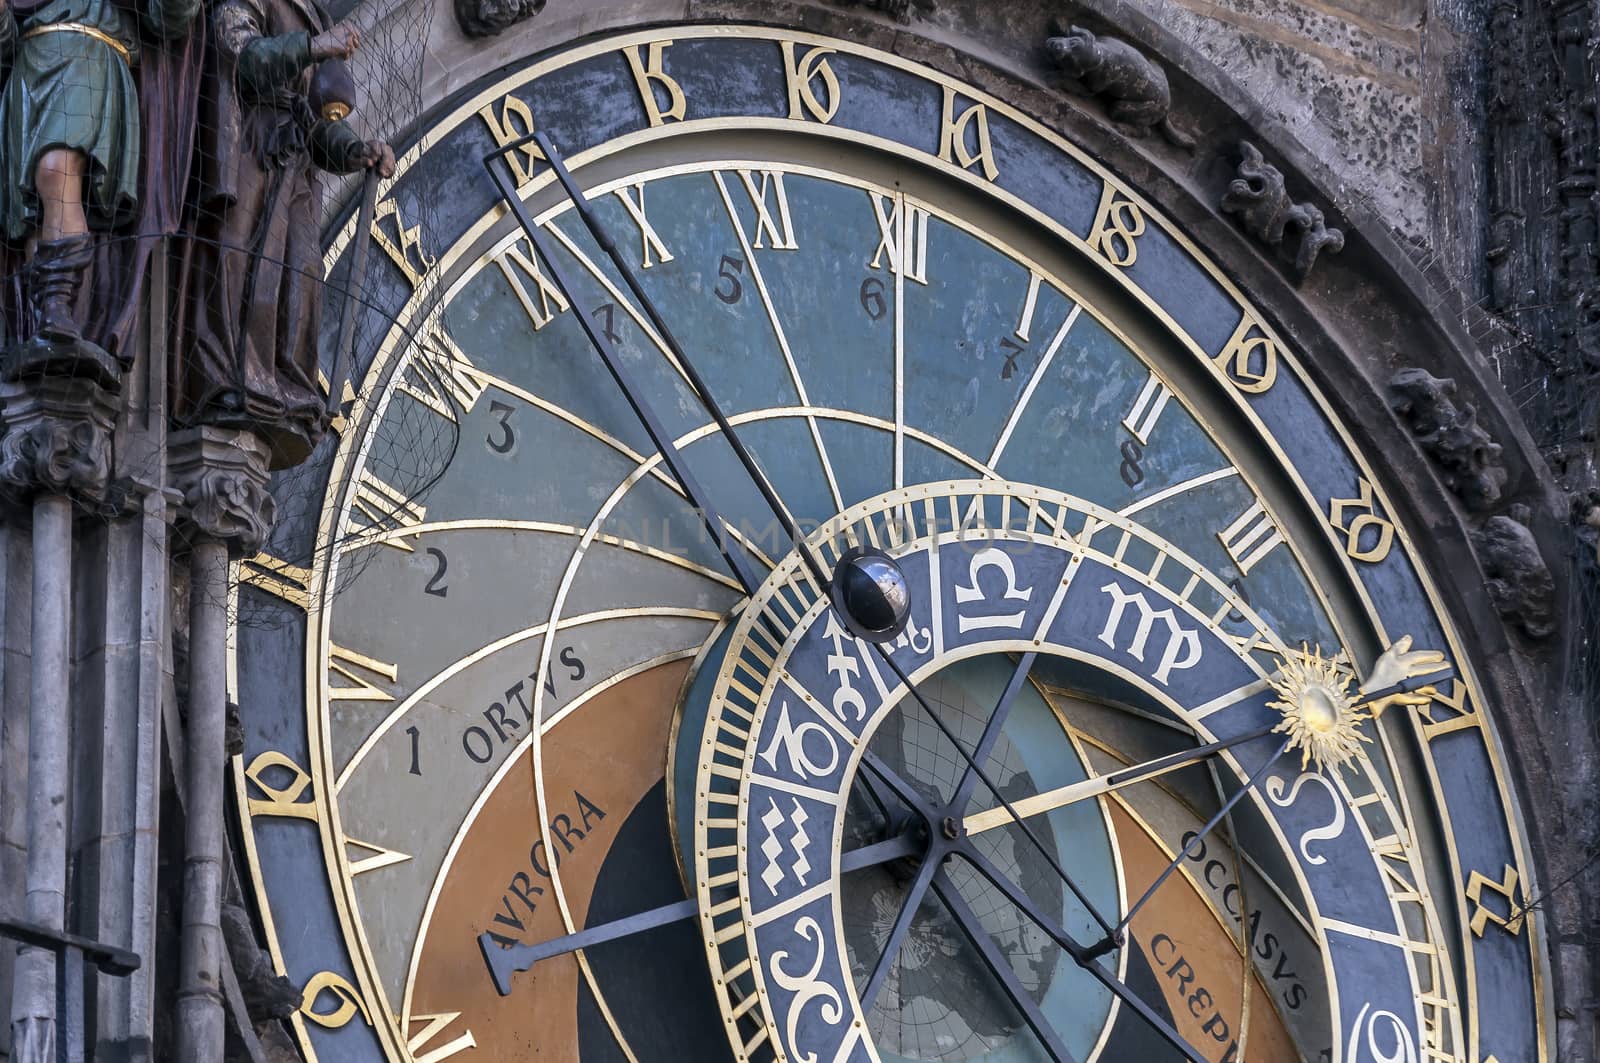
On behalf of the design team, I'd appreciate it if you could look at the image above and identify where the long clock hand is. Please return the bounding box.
[1080,735,1292,961]
[526,133,1122,946]
[962,722,1280,835]
[482,156,765,598]
[479,829,924,995]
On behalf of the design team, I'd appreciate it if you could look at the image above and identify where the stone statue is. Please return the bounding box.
[1042,25,1194,148]
[0,0,202,378]
[1220,141,1345,280]
[173,8,394,469]
[455,0,543,39]
[1387,366,1507,513]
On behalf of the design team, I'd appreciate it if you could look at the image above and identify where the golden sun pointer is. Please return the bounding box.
[1267,646,1371,771]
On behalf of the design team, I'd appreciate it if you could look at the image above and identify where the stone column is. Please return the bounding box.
[168,427,275,1063]
[0,375,118,1063]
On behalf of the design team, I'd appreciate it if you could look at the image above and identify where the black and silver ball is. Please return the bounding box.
[829,547,912,644]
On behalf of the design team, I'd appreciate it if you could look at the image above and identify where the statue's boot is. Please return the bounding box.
[5,236,120,389]
[28,235,94,343]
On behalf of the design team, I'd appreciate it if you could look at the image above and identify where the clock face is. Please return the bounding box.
[231,25,1548,1063]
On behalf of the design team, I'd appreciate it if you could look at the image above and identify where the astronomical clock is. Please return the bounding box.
[229,24,1549,1063]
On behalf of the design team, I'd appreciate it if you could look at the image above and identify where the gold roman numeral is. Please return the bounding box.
[477,93,543,188]
[239,552,311,610]
[1217,500,1284,575]
[868,191,929,284]
[494,236,571,330]
[613,183,674,268]
[734,170,799,251]
[397,328,486,423]
[328,643,398,705]
[348,468,427,552]
[408,1012,479,1062]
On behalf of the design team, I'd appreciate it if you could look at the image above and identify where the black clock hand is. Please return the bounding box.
[526,132,1121,947]
[530,131,832,589]
[479,828,923,995]
[1081,735,1292,962]
[482,148,767,599]
[958,847,1208,1063]
[933,873,1077,1063]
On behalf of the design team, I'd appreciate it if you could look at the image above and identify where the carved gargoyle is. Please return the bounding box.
[1388,368,1508,512]
[1220,142,1345,280]
[222,901,300,1021]
[831,0,914,23]
[455,0,543,39]
[1042,24,1193,148]
[1473,505,1555,640]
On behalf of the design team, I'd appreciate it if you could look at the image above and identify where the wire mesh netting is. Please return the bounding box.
[0,0,447,627]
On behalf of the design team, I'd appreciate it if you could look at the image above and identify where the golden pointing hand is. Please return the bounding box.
[1358,635,1449,718]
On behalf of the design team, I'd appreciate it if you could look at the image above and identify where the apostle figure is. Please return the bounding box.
[173,7,394,468]
[0,0,202,376]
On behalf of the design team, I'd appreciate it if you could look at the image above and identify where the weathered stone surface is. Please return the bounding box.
[1388,367,1508,513]
[1473,505,1556,640]
[168,428,277,557]
[454,0,542,38]
[1220,140,1344,278]
[1043,23,1194,146]
[0,376,120,504]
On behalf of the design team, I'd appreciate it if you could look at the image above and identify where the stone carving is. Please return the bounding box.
[0,0,203,381]
[1578,493,1600,565]
[1220,142,1345,280]
[175,11,394,470]
[0,377,118,501]
[221,900,298,1021]
[456,0,544,37]
[1473,505,1554,640]
[1042,24,1194,148]
[169,427,277,555]
[1388,368,1509,513]
[831,0,913,23]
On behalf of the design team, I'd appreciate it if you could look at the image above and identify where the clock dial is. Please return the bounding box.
[232,25,1546,1063]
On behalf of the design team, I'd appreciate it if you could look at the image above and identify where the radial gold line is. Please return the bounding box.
[544,220,693,388]
[987,302,1083,467]
[1118,465,1239,518]
[711,170,846,516]
[894,190,906,492]
[396,649,695,1034]
[340,518,742,589]
[334,606,721,793]
[459,369,781,571]
[1190,677,1272,721]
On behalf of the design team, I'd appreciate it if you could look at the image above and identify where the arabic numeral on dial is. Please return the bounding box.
[405,725,422,776]
[999,336,1024,379]
[715,253,744,304]
[859,276,887,320]
[592,302,621,344]
[423,547,449,598]
[486,400,516,454]
[1119,439,1145,487]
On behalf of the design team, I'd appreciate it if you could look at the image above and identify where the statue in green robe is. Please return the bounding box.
[0,0,201,372]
